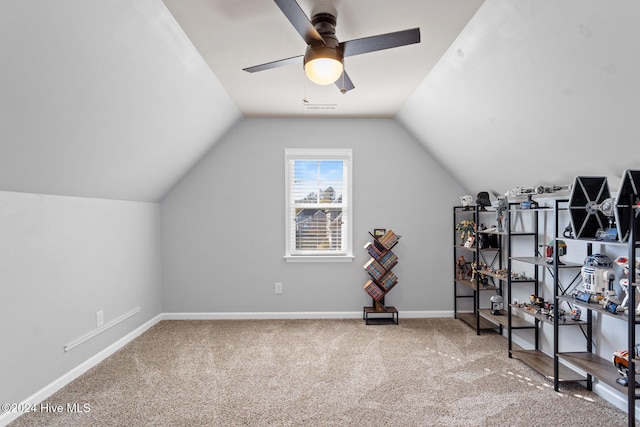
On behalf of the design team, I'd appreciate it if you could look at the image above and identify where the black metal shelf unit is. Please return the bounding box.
[453,205,504,334]
[506,202,587,381]
[552,196,640,427]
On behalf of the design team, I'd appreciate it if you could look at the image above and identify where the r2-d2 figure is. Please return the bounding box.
[581,254,616,299]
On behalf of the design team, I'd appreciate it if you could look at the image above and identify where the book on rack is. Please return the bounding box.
[363,241,383,260]
[378,229,400,250]
[378,271,398,291]
[363,258,385,280]
[379,251,398,270]
[363,280,384,301]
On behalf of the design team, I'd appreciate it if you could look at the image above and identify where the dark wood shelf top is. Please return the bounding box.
[510,256,581,268]
[363,306,398,314]
[363,306,398,325]
[509,304,587,326]
[455,278,499,291]
[456,312,500,331]
[480,309,530,328]
[512,350,584,382]
[558,352,634,393]
[479,270,509,281]
[556,295,640,322]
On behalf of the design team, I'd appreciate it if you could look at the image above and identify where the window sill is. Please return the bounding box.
[284,255,355,263]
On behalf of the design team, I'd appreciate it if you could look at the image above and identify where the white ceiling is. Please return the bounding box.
[162,0,485,117]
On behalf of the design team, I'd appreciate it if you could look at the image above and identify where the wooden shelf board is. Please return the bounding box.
[477,230,507,236]
[480,308,534,328]
[509,207,552,212]
[479,270,509,281]
[479,309,531,328]
[558,352,634,393]
[512,350,584,382]
[363,306,398,325]
[363,306,398,314]
[557,295,640,322]
[510,256,581,268]
[455,279,499,291]
[455,244,476,251]
[510,304,587,326]
[457,312,500,331]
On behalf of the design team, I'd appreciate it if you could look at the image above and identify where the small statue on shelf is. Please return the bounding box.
[456,256,467,280]
[470,262,477,281]
[455,220,475,245]
[613,346,640,387]
[530,294,546,308]
[570,306,582,321]
[477,262,489,287]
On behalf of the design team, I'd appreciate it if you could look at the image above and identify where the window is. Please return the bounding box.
[285,149,353,262]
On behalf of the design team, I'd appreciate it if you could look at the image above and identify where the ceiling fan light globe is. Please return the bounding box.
[305,58,343,85]
[303,46,344,85]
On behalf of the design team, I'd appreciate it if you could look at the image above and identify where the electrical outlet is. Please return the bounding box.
[96,310,104,327]
[275,282,283,294]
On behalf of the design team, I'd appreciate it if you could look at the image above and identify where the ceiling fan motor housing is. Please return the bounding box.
[304,13,343,67]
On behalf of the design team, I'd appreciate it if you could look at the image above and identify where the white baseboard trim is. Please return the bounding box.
[0,314,163,427]
[163,311,362,320]
[162,310,454,320]
[592,382,638,419]
[403,310,454,318]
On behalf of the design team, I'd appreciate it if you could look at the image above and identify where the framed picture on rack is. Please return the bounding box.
[374,228,386,237]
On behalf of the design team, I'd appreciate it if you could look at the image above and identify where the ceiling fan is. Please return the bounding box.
[243,0,421,93]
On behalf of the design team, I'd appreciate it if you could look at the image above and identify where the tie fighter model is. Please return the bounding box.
[568,171,640,242]
[614,170,640,243]
[568,176,617,241]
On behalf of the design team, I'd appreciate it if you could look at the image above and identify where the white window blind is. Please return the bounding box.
[285,149,353,261]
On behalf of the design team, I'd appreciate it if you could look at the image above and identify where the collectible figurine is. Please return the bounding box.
[456,256,467,280]
[581,254,615,296]
[456,220,475,245]
[614,256,640,314]
[530,294,546,308]
[490,295,503,315]
[460,195,473,211]
[613,345,640,386]
[570,306,582,321]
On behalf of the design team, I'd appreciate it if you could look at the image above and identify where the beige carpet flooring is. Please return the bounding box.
[10,318,630,426]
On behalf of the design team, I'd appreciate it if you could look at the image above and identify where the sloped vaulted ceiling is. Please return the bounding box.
[398,0,640,197]
[0,0,241,202]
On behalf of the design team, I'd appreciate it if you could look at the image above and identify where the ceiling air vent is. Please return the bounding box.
[303,103,337,110]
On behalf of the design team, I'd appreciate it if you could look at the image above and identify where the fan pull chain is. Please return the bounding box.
[302,72,309,105]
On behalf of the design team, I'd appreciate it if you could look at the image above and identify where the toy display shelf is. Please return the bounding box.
[453,205,504,334]
[552,196,640,427]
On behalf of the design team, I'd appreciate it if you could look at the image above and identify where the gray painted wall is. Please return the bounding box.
[0,191,162,406]
[161,118,465,314]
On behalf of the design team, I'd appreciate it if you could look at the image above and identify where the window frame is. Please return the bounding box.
[284,148,354,263]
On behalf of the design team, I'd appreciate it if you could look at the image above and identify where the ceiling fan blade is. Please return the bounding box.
[243,55,303,73]
[336,71,355,93]
[274,0,325,46]
[340,28,420,57]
